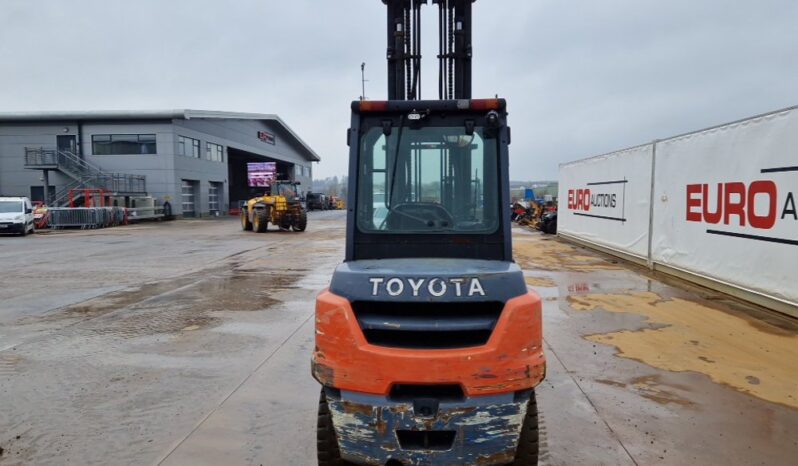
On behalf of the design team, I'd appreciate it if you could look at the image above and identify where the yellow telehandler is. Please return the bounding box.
[240,180,307,232]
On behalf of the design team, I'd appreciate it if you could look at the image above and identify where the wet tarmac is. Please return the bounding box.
[0,212,796,465]
[514,229,798,465]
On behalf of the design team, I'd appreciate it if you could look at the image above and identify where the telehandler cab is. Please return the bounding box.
[312,1,545,464]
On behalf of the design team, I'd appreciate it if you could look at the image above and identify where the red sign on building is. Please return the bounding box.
[257,131,276,145]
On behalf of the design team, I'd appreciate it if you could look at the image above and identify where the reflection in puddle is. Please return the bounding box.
[595,375,694,406]
[568,283,591,293]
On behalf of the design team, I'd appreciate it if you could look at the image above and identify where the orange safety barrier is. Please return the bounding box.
[68,189,107,208]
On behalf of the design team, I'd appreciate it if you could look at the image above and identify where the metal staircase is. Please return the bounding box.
[24,148,147,206]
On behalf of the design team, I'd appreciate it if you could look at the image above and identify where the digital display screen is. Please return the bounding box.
[247,162,277,187]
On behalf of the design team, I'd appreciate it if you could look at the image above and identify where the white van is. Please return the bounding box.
[0,196,35,236]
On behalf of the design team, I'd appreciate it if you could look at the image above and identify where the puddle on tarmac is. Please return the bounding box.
[630,375,694,406]
[81,272,302,338]
[86,311,221,338]
[22,264,303,340]
[568,291,798,408]
[513,233,621,272]
[596,375,694,406]
[24,277,201,323]
[152,274,292,312]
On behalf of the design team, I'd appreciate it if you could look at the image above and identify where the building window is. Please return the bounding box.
[178,136,201,158]
[209,182,223,212]
[206,142,224,162]
[92,134,156,155]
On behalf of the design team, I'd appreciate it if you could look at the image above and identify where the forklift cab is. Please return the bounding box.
[346,99,513,262]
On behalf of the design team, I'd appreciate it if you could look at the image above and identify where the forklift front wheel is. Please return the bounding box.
[511,390,540,465]
[317,389,353,466]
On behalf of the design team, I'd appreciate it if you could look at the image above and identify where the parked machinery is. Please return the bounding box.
[327,195,344,210]
[306,192,326,211]
[511,200,557,234]
[512,201,542,226]
[539,209,557,234]
[240,180,307,232]
[32,201,48,230]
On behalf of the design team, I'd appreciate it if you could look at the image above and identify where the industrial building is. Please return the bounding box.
[0,110,320,217]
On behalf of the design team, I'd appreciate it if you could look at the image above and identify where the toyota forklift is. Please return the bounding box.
[312,1,545,464]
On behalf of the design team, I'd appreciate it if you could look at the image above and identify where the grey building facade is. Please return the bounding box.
[0,110,320,216]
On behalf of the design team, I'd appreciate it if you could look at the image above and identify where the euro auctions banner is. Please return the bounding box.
[558,144,654,259]
[652,107,798,305]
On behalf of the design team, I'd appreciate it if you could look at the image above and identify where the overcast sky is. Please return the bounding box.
[1,0,796,180]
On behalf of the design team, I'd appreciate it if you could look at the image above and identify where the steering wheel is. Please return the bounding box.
[385,202,455,230]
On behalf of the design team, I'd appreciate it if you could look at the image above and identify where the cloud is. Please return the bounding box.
[1,0,796,179]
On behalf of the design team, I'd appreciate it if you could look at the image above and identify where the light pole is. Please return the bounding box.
[360,62,368,101]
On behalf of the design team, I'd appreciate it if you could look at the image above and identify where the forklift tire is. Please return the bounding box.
[512,391,540,465]
[241,211,252,231]
[253,208,269,233]
[317,390,353,466]
[293,210,307,232]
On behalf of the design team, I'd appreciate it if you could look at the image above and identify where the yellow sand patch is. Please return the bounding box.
[525,276,556,288]
[513,232,620,272]
[569,291,798,408]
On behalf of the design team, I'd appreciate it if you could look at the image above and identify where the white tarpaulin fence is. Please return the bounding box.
[558,144,654,260]
[558,105,798,315]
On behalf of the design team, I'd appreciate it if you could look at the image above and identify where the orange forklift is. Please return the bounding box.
[312,1,545,464]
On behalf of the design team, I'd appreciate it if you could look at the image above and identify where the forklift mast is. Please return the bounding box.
[383,0,474,100]
[343,1,512,263]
